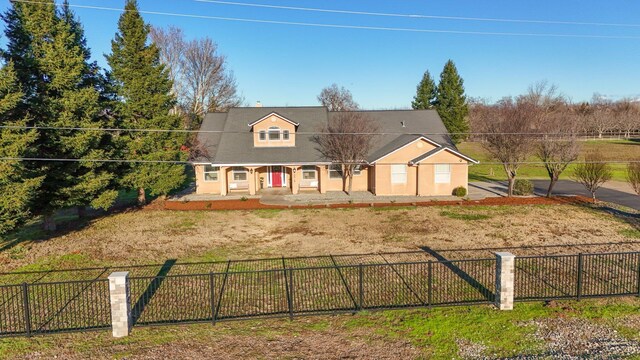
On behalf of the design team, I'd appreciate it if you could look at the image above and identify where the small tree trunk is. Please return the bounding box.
[42,213,57,232]
[77,206,87,218]
[546,176,558,198]
[592,191,597,203]
[347,174,353,195]
[137,187,147,205]
[507,177,515,197]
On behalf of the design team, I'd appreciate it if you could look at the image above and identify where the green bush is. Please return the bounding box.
[452,186,467,197]
[513,179,534,196]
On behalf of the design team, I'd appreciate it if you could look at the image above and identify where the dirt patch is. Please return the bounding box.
[116,333,422,360]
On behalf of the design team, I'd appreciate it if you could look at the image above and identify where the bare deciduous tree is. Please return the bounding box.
[150,26,242,126]
[473,97,537,196]
[614,99,640,139]
[572,153,612,202]
[583,94,616,138]
[628,162,640,195]
[317,84,359,111]
[314,112,377,194]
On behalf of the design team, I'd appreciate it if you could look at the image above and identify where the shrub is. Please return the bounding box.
[513,179,534,196]
[452,186,467,197]
[240,196,248,202]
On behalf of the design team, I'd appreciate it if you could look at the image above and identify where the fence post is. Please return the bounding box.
[286,269,294,320]
[108,271,131,337]
[494,252,515,310]
[427,261,433,309]
[209,272,216,325]
[636,253,639,298]
[21,283,31,337]
[576,253,584,301]
[358,264,364,310]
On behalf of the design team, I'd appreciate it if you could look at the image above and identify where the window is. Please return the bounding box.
[283,130,290,140]
[353,164,362,176]
[232,166,248,181]
[391,164,407,184]
[203,165,219,181]
[435,164,451,184]
[268,126,280,141]
[329,164,343,179]
[302,165,316,180]
[258,130,266,141]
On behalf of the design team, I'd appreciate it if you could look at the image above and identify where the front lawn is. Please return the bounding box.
[1,203,638,273]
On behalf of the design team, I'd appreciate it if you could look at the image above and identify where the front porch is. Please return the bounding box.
[204,165,327,196]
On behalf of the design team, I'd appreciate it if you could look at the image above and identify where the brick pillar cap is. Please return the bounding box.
[494,252,515,258]
[108,271,130,279]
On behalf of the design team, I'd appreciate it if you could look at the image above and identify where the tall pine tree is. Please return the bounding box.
[434,60,469,143]
[2,0,117,231]
[411,70,436,110]
[106,0,186,205]
[0,62,42,235]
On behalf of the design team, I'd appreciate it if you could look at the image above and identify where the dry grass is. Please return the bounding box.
[1,203,638,272]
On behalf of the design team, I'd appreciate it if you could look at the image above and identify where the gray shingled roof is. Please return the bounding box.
[195,106,460,165]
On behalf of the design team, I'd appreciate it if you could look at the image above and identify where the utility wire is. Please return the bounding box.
[194,0,640,28]
[1,157,638,165]
[1,125,638,137]
[11,0,640,40]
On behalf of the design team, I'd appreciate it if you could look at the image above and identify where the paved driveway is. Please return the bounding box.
[531,180,640,210]
[470,180,639,210]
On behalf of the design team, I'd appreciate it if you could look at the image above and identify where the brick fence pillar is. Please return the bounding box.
[495,252,515,310]
[108,271,131,337]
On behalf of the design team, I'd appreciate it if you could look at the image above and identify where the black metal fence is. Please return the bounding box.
[0,251,638,337]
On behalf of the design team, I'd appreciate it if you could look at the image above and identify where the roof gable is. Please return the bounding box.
[369,136,441,164]
[247,112,299,128]
[409,146,479,164]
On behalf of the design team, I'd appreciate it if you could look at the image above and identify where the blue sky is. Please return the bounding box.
[2,0,640,108]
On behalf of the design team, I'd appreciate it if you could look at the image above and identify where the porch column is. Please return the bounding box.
[248,167,257,195]
[220,167,228,196]
[319,165,328,194]
[290,166,299,194]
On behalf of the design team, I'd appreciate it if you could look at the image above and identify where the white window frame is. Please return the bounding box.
[435,164,451,184]
[353,164,362,176]
[203,165,219,182]
[268,126,281,141]
[232,166,248,181]
[258,130,266,141]
[301,165,316,180]
[391,164,407,184]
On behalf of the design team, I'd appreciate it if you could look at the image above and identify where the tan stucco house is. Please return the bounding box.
[193,106,478,196]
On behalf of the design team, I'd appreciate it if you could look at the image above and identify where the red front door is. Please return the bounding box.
[271,166,282,187]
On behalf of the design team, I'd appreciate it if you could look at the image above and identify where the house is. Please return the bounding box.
[193,106,478,196]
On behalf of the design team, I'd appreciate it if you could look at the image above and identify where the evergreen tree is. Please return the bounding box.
[2,0,117,231]
[411,70,436,110]
[434,60,469,143]
[0,62,42,235]
[106,0,186,205]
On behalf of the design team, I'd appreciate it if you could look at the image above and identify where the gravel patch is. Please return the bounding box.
[504,317,640,359]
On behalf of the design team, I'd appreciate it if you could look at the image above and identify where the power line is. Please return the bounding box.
[11,0,640,40]
[1,157,638,166]
[1,125,637,137]
[194,0,640,28]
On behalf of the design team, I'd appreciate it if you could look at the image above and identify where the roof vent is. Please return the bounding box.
[255,101,262,107]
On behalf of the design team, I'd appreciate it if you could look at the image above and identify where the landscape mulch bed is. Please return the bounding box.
[162,195,593,211]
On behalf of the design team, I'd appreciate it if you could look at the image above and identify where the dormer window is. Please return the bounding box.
[259,130,266,141]
[268,126,281,140]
